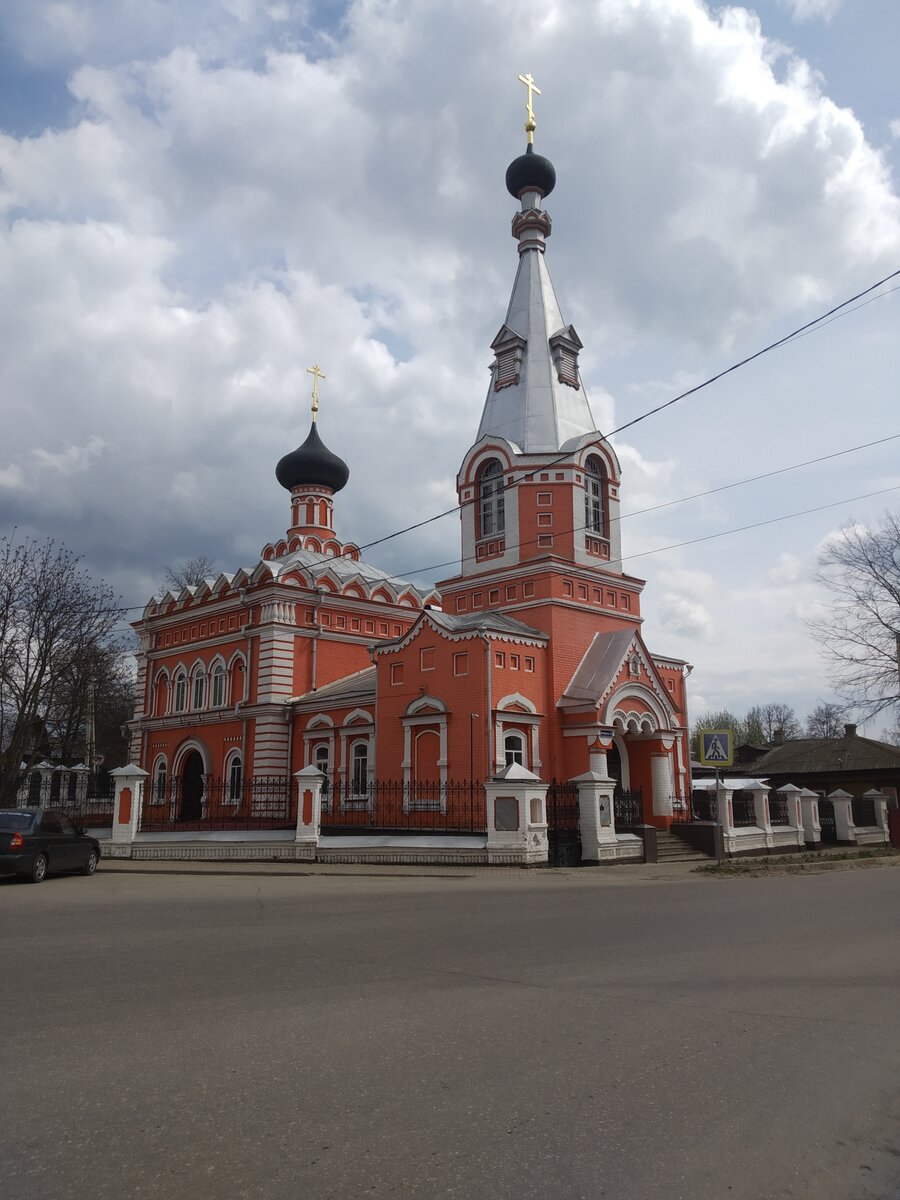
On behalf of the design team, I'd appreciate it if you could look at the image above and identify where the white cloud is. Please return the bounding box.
[31,436,107,475]
[0,0,898,721]
[658,592,715,639]
[781,0,844,23]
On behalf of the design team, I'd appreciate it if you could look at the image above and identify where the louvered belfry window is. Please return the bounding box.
[495,349,519,388]
[549,325,583,389]
[479,459,505,538]
[490,325,526,392]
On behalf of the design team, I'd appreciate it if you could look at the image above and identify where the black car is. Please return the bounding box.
[0,808,101,883]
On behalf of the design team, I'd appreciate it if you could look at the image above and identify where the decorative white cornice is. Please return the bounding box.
[372,611,547,657]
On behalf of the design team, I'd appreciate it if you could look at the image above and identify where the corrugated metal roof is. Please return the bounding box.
[749,734,900,774]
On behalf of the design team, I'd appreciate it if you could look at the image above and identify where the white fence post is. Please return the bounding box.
[294,766,324,860]
[109,765,148,855]
[797,788,821,848]
[484,764,548,866]
[571,771,618,864]
[828,789,855,843]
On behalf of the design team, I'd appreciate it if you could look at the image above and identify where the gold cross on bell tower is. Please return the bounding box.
[307,363,326,423]
[518,72,541,145]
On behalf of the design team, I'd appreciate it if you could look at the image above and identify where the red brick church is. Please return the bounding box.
[128,117,692,841]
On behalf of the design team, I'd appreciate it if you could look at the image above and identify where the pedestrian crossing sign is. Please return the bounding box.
[699,729,733,767]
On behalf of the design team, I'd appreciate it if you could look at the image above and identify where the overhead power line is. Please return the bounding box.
[392,480,900,584]
[357,265,900,554]
[103,430,900,627]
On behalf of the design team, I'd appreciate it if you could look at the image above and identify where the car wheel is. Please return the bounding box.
[27,854,48,884]
[80,850,98,876]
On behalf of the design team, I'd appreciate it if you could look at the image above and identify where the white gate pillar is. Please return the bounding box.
[798,788,821,847]
[484,764,548,866]
[571,770,618,864]
[828,789,855,843]
[109,765,149,855]
[861,790,890,845]
[294,766,325,860]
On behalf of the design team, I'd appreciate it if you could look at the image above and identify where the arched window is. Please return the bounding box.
[314,743,331,797]
[504,731,526,767]
[227,755,243,803]
[229,658,246,703]
[154,759,167,803]
[479,460,505,538]
[173,671,187,712]
[154,672,168,716]
[350,741,369,797]
[192,667,206,710]
[211,664,226,707]
[584,455,605,536]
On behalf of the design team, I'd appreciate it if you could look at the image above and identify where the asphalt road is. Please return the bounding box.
[2,863,900,1200]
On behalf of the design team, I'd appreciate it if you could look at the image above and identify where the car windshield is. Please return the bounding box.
[0,811,37,832]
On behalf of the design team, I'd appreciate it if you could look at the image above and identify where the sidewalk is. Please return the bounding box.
[98,856,708,883]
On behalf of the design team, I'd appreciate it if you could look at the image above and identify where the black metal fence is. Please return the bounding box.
[852,796,878,827]
[613,788,643,828]
[678,793,719,822]
[14,770,115,827]
[732,791,758,827]
[140,775,294,832]
[546,780,580,866]
[769,793,790,826]
[321,780,486,835]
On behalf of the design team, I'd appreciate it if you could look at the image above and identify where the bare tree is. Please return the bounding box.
[810,512,900,723]
[804,701,847,739]
[44,641,134,770]
[744,703,801,743]
[164,555,216,592]
[0,535,124,804]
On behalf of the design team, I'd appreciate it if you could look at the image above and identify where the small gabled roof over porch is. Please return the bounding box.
[557,628,683,731]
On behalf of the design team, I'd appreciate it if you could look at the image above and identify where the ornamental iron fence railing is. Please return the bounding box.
[769,793,790,826]
[678,793,719,822]
[546,780,580,867]
[14,769,114,827]
[851,796,878,827]
[140,775,294,833]
[613,788,643,828]
[731,791,758,828]
[320,779,486,835]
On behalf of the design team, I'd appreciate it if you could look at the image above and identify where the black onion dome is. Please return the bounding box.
[505,143,556,199]
[275,422,350,493]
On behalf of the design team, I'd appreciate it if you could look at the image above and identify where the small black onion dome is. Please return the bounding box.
[505,143,556,199]
[275,422,350,493]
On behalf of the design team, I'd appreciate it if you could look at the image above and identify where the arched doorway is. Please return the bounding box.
[179,751,204,821]
[607,743,623,783]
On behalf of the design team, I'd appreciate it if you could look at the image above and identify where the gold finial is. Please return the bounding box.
[306,363,326,422]
[518,72,541,145]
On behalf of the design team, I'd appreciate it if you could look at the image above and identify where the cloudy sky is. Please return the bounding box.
[1,0,899,730]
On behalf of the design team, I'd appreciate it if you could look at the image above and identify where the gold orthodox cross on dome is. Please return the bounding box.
[307,363,326,422]
[518,72,541,145]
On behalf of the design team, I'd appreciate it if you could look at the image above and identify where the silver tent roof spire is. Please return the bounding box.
[475,96,597,453]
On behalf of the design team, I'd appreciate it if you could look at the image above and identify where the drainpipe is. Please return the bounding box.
[239,589,253,770]
[310,587,323,693]
[484,634,493,780]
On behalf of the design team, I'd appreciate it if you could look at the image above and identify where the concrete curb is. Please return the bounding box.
[696,853,900,877]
